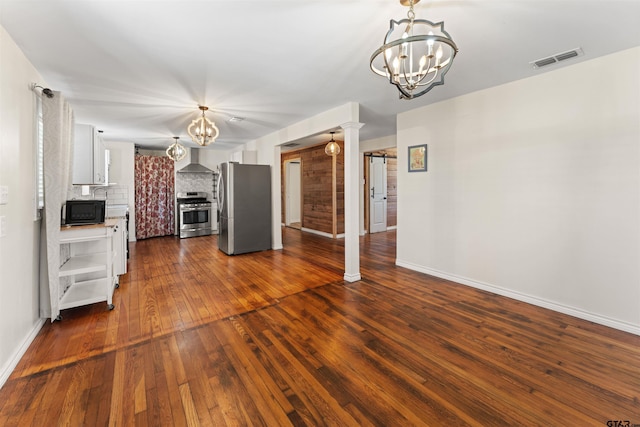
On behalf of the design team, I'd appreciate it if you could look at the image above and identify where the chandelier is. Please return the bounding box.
[187,106,219,146]
[166,136,187,162]
[324,132,340,156]
[370,0,458,100]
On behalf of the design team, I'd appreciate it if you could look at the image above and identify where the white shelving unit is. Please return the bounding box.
[58,219,118,316]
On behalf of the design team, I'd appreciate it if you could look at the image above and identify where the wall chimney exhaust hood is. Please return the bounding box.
[178,148,214,173]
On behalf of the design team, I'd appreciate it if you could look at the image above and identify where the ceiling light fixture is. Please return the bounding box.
[370,0,458,100]
[166,136,187,162]
[187,106,219,146]
[325,132,340,156]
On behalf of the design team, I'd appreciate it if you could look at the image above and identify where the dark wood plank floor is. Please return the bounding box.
[1,228,639,426]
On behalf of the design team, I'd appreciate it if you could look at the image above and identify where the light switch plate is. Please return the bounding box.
[0,185,8,205]
[0,216,6,237]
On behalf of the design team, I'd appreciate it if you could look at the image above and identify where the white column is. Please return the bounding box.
[272,144,283,250]
[358,153,365,236]
[341,121,364,282]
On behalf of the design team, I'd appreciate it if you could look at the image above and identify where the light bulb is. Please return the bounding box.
[418,55,427,76]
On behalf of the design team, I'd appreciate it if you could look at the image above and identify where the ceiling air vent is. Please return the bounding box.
[530,47,584,69]
[282,142,300,148]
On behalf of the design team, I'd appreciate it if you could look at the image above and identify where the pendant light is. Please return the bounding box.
[370,0,458,99]
[187,106,219,146]
[166,136,187,162]
[324,132,340,156]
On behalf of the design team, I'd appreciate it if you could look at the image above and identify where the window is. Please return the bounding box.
[34,95,44,219]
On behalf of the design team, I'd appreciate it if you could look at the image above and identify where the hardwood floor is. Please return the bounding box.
[1,229,639,425]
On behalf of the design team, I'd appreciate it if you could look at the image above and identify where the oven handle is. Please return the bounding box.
[180,206,212,212]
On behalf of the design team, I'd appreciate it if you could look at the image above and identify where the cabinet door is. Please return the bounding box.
[73,124,106,185]
[93,131,106,184]
[73,124,95,184]
[113,218,127,276]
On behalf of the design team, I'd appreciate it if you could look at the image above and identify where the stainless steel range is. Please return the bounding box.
[177,192,212,238]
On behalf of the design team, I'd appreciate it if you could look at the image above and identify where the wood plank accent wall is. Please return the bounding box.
[281,142,344,236]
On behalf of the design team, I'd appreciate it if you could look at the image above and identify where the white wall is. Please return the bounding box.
[0,26,47,387]
[198,147,230,172]
[360,135,396,153]
[396,47,640,334]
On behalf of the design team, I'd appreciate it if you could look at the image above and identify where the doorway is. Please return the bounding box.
[364,149,397,234]
[369,156,388,233]
[285,159,301,229]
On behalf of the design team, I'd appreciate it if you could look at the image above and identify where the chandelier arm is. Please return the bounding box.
[370,34,458,76]
[400,58,415,90]
[397,41,448,89]
[416,56,435,84]
[420,67,440,86]
[415,56,454,87]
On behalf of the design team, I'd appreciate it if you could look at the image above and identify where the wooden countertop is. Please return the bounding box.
[60,218,118,232]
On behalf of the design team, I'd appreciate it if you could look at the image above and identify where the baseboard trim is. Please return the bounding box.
[300,227,345,239]
[0,318,46,389]
[396,259,640,336]
[344,273,362,283]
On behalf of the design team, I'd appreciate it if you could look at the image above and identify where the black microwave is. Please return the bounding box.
[63,200,106,225]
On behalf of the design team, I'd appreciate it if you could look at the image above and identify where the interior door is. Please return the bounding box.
[369,157,387,233]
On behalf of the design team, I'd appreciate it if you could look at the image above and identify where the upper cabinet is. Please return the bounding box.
[73,124,106,185]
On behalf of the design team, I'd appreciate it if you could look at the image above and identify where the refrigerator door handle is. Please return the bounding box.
[217,172,224,213]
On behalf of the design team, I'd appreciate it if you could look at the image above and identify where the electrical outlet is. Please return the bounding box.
[0,185,8,205]
[0,216,6,237]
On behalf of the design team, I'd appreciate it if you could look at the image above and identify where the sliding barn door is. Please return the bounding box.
[369,157,387,233]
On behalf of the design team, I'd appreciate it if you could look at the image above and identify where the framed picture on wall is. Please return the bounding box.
[408,144,427,172]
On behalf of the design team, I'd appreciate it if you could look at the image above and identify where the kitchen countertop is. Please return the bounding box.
[60,218,118,231]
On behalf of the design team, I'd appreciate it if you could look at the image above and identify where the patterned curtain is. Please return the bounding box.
[135,155,175,239]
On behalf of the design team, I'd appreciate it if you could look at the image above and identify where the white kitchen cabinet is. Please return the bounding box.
[56,220,118,320]
[112,216,127,278]
[73,123,107,185]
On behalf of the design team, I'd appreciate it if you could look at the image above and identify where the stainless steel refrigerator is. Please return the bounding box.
[217,162,272,255]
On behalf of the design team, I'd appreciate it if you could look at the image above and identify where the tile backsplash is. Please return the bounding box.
[68,172,219,206]
[175,172,218,201]
[70,185,129,205]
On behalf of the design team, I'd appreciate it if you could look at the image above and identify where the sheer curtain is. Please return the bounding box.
[42,91,74,321]
[134,155,175,239]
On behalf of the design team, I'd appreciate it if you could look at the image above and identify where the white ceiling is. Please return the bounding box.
[2,0,639,151]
